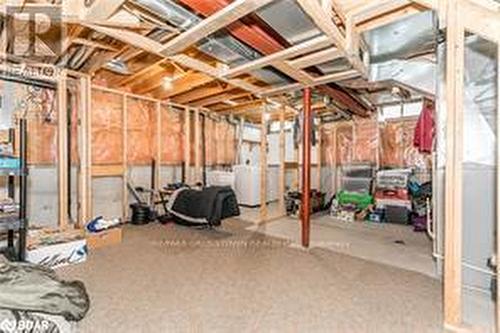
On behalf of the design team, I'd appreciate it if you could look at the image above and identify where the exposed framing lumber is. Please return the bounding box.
[82,25,263,96]
[443,0,464,328]
[184,106,192,184]
[77,76,91,228]
[156,102,162,190]
[174,84,232,104]
[72,38,119,52]
[317,122,322,190]
[190,91,249,107]
[116,59,167,87]
[223,35,332,78]
[278,104,286,215]
[194,108,202,183]
[497,42,500,333]
[122,95,129,221]
[349,0,410,24]
[496,42,500,333]
[273,62,315,85]
[159,0,276,56]
[287,46,342,69]
[57,70,69,229]
[237,117,245,164]
[259,70,360,96]
[84,0,127,21]
[295,0,345,48]
[260,103,268,222]
[92,165,125,178]
[152,72,215,99]
[215,100,262,114]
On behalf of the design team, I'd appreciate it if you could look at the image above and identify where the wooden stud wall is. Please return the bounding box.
[184,106,191,185]
[77,76,91,228]
[57,70,69,229]
[496,43,500,333]
[444,0,464,328]
[278,104,286,215]
[260,103,268,222]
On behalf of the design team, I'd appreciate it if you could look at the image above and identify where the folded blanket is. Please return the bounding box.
[167,186,240,226]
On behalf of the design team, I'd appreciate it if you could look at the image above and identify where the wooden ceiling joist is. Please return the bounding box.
[259,69,360,96]
[190,91,249,107]
[173,83,231,104]
[153,72,215,99]
[115,59,167,87]
[215,100,262,115]
[222,35,332,78]
[287,46,342,69]
[84,0,128,21]
[159,0,277,56]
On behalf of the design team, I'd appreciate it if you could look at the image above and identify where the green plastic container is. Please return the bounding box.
[337,190,374,210]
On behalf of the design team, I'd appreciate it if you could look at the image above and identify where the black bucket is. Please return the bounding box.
[130,203,155,225]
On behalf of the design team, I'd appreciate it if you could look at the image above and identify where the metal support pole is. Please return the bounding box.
[301,88,312,248]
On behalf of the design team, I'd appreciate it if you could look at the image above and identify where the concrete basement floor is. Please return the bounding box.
[247,213,436,277]
[58,219,443,333]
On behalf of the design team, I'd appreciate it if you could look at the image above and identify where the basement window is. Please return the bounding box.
[378,100,423,121]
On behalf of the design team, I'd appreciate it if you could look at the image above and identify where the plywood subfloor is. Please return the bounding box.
[59,220,442,332]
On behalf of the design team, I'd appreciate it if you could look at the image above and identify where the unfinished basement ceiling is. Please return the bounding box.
[256,0,352,76]
[131,0,291,86]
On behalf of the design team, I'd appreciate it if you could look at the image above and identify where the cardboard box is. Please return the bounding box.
[86,227,122,250]
[26,239,87,269]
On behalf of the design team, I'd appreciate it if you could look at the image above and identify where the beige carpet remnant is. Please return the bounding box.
[59,219,442,333]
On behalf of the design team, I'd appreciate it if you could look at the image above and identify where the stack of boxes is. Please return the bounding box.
[373,169,413,224]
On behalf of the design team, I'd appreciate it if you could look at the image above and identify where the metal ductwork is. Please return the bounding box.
[365,11,438,99]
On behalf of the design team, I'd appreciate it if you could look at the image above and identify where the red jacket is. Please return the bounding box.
[414,101,434,153]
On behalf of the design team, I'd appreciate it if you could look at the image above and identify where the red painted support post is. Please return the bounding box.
[301,87,312,248]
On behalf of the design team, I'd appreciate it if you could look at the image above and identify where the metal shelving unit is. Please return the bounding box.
[0,118,28,261]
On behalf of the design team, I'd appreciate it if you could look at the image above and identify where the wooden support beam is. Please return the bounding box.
[317,122,322,190]
[223,35,332,78]
[443,0,464,328]
[237,117,245,164]
[116,60,166,87]
[214,100,262,114]
[173,84,229,105]
[156,102,162,190]
[77,76,91,228]
[497,42,500,333]
[152,72,215,99]
[190,91,248,107]
[184,107,192,184]
[57,70,68,229]
[461,0,500,44]
[194,108,202,183]
[260,103,268,222]
[350,0,409,23]
[83,25,263,95]
[72,38,119,52]
[295,0,345,48]
[278,104,286,215]
[273,62,316,85]
[287,47,342,69]
[92,165,125,178]
[84,0,127,21]
[160,0,276,56]
[258,70,360,96]
[122,95,128,221]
